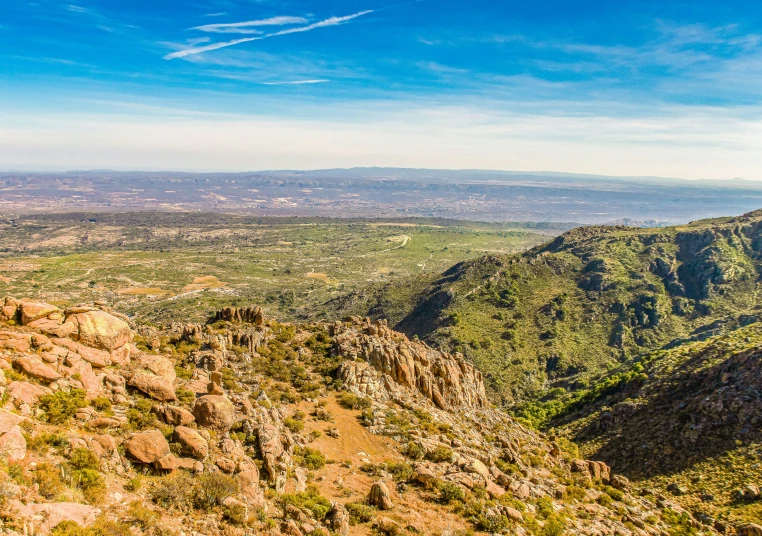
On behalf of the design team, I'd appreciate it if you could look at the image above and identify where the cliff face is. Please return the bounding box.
[333,317,487,410]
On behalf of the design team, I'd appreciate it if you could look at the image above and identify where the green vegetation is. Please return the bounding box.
[39,389,87,424]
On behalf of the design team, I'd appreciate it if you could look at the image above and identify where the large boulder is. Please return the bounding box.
[327,502,350,536]
[236,461,261,503]
[129,373,177,402]
[14,355,61,382]
[193,395,235,430]
[174,426,208,460]
[18,301,59,326]
[137,355,176,381]
[65,310,132,351]
[7,381,51,407]
[368,481,394,510]
[123,429,170,464]
[157,404,195,426]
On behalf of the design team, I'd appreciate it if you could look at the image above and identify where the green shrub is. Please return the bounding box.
[337,392,372,410]
[89,397,112,411]
[294,447,326,470]
[345,502,377,525]
[68,448,101,471]
[194,473,240,511]
[541,514,567,536]
[27,432,67,453]
[536,497,554,519]
[126,502,159,530]
[124,476,142,492]
[426,446,453,463]
[475,513,508,533]
[281,485,331,520]
[175,388,196,406]
[127,398,157,430]
[150,471,196,511]
[35,463,64,499]
[402,442,425,460]
[284,418,304,433]
[39,389,87,424]
[439,481,465,503]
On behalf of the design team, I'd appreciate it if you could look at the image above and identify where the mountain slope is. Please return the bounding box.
[330,209,762,406]
[552,321,762,527]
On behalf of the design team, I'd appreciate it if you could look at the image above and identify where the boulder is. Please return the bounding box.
[0,409,23,435]
[14,355,60,382]
[236,461,261,503]
[19,301,59,325]
[129,373,177,402]
[413,464,437,486]
[137,355,176,381]
[174,426,208,459]
[0,425,26,461]
[7,381,51,407]
[368,481,394,510]
[193,395,236,430]
[123,429,170,464]
[65,310,132,351]
[0,331,31,353]
[157,404,195,426]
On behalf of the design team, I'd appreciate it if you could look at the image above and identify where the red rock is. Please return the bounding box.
[0,425,27,461]
[123,429,170,464]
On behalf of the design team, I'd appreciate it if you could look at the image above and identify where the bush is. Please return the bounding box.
[439,481,465,503]
[402,442,425,460]
[67,448,105,504]
[337,392,373,410]
[194,473,240,511]
[35,463,64,499]
[385,462,413,483]
[345,502,377,525]
[541,514,567,536]
[127,398,157,430]
[294,447,326,470]
[27,432,67,453]
[175,388,196,406]
[89,397,112,411]
[281,485,332,520]
[284,418,304,433]
[223,499,248,525]
[124,476,142,492]
[426,446,453,463]
[126,502,159,530]
[150,472,196,511]
[475,513,508,533]
[39,389,87,424]
[68,448,101,471]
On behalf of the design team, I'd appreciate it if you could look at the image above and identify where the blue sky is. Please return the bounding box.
[2,0,762,178]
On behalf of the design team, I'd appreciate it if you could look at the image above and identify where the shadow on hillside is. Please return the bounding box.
[574,348,762,480]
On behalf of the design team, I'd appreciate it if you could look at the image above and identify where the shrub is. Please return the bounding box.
[402,442,425,460]
[150,472,196,511]
[194,473,240,511]
[127,398,157,430]
[281,485,331,520]
[39,389,87,424]
[284,418,304,433]
[439,481,465,503]
[175,388,196,406]
[28,432,67,453]
[475,513,508,533]
[536,497,554,519]
[294,447,326,470]
[345,502,376,525]
[385,462,413,482]
[35,463,64,499]
[89,397,112,411]
[127,502,159,530]
[426,446,453,463]
[223,500,248,525]
[337,392,372,410]
[66,448,105,504]
[124,476,142,492]
[541,514,567,536]
[68,448,101,471]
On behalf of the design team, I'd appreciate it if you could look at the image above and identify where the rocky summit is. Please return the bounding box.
[0,298,715,536]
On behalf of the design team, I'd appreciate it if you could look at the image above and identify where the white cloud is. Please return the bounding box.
[166,10,374,59]
[261,79,329,85]
[190,16,308,34]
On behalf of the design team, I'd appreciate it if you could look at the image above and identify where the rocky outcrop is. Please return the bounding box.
[124,429,170,464]
[215,306,264,325]
[368,481,394,510]
[174,426,208,459]
[335,318,486,410]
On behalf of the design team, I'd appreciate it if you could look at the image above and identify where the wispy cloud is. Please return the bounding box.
[191,16,308,35]
[261,79,329,85]
[165,10,374,60]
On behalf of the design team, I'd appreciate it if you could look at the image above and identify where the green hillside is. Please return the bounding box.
[333,209,762,406]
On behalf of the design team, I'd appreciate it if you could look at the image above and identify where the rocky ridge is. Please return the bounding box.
[0,300,724,536]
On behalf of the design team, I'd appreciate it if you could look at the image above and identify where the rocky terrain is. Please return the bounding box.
[0,297,731,536]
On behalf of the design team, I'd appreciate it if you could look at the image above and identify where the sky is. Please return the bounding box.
[2,0,762,179]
